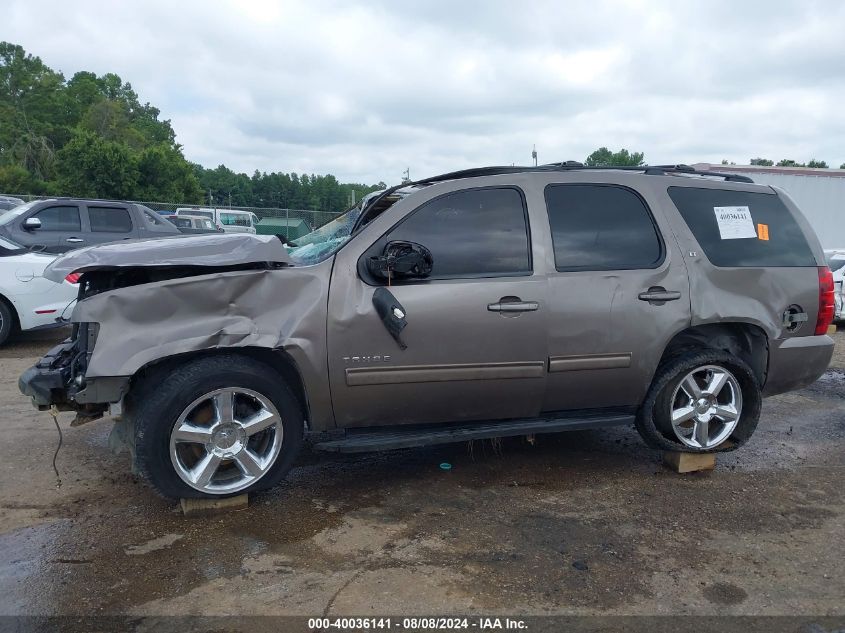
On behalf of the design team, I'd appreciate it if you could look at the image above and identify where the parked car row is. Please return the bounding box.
[0,198,261,346]
[0,198,182,254]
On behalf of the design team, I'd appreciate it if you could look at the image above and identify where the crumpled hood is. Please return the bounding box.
[43,233,292,282]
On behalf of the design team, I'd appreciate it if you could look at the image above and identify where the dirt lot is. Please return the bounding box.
[0,328,843,626]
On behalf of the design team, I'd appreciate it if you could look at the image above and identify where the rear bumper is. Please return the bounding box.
[763,334,834,397]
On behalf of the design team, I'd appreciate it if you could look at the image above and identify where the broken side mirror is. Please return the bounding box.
[366,240,433,282]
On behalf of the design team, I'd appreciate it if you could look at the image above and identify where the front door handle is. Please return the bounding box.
[65,237,84,243]
[488,299,540,313]
[638,287,682,304]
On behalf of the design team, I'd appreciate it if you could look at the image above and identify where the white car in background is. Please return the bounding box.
[0,236,79,346]
[174,207,258,234]
[824,249,845,322]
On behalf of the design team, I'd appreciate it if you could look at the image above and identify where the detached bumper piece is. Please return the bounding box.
[19,340,77,409]
[18,324,129,422]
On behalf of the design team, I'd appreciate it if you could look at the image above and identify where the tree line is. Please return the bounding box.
[747,158,844,169]
[2,40,840,214]
[0,42,384,212]
[589,148,845,170]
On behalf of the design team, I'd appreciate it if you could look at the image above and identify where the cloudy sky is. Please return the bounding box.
[4,0,845,183]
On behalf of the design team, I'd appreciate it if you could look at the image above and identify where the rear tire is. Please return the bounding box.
[131,354,304,499]
[636,349,761,453]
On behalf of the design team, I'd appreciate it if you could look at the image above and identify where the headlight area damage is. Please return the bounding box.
[18,233,327,427]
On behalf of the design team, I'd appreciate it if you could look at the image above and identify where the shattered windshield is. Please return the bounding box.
[287,188,410,265]
[287,204,363,265]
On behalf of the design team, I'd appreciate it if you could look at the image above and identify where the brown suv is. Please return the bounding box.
[20,164,835,499]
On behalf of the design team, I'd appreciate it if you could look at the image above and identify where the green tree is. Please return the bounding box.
[750,158,774,166]
[55,130,138,199]
[776,159,803,167]
[80,99,145,149]
[136,143,202,202]
[806,159,828,168]
[1,41,385,211]
[0,42,66,179]
[840,163,845,169]
[584,147,645,167]
[0,164,40,193]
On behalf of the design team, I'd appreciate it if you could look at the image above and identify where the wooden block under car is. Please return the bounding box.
[827,324,837,335]
[180,494,248,516]
[662,451,716,473]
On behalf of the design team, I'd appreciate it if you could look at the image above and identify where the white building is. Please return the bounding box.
[694,163,845,249]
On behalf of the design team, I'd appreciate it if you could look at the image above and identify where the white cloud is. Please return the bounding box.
[4,0,845,182]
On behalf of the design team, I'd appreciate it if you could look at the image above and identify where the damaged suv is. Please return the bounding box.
[20,164,835,499]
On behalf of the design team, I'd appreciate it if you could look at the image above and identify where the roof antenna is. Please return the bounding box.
[532,145,538,167]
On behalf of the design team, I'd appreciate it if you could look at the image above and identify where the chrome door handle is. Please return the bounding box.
[638,287,681,303]
[487,300,540,313]
[65,237,84,243]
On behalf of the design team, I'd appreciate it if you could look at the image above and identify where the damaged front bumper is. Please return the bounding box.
[18,323,129,421]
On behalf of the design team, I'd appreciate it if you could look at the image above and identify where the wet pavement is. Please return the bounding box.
[0,329,843,620]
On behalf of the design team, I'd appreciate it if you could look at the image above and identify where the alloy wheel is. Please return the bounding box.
[169,387,283,494]
[669,365,742,449]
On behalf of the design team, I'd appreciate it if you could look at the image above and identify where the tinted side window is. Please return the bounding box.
[544,184,663,271]
[384,187,531,278]
[89,207,132,233]
[668,187,815,267]
[33,206,81,231]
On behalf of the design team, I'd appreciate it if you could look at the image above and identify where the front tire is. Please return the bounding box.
[0,300,15,347]
[636,349,762,453]
[131,354,303,499]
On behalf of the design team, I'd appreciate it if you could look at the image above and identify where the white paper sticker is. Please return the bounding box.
[713,206,757,240]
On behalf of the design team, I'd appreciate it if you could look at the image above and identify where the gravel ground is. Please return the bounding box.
[0,328,843,628]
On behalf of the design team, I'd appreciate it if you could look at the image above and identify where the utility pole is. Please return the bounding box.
[532,145,538,167]
[402,168,410,183]
[208,189,213,206]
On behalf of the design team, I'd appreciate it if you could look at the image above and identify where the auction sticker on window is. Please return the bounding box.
[713,206,757,240]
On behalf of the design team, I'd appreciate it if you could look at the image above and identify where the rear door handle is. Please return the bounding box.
[638,287,681,303]
[65,237,84,243]
[488,300,540,313]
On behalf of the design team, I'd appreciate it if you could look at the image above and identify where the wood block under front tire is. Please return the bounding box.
[662,451,716,473]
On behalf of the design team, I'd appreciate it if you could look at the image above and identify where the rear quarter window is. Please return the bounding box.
[88,206,133,233]
[667,187,816,267]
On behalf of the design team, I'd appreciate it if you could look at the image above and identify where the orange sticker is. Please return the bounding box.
[757,223,769,241]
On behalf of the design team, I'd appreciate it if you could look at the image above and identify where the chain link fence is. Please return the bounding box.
[1,193,344,237]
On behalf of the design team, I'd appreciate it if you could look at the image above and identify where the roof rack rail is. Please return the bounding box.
[413,163,754,185]
[643,164,754,183]
[359,162,754,223]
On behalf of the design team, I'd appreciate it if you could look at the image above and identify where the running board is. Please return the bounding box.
[312,413,634,453]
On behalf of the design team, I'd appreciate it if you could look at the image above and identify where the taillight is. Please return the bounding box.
[65,273,81,284]
[815,266,835,335]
